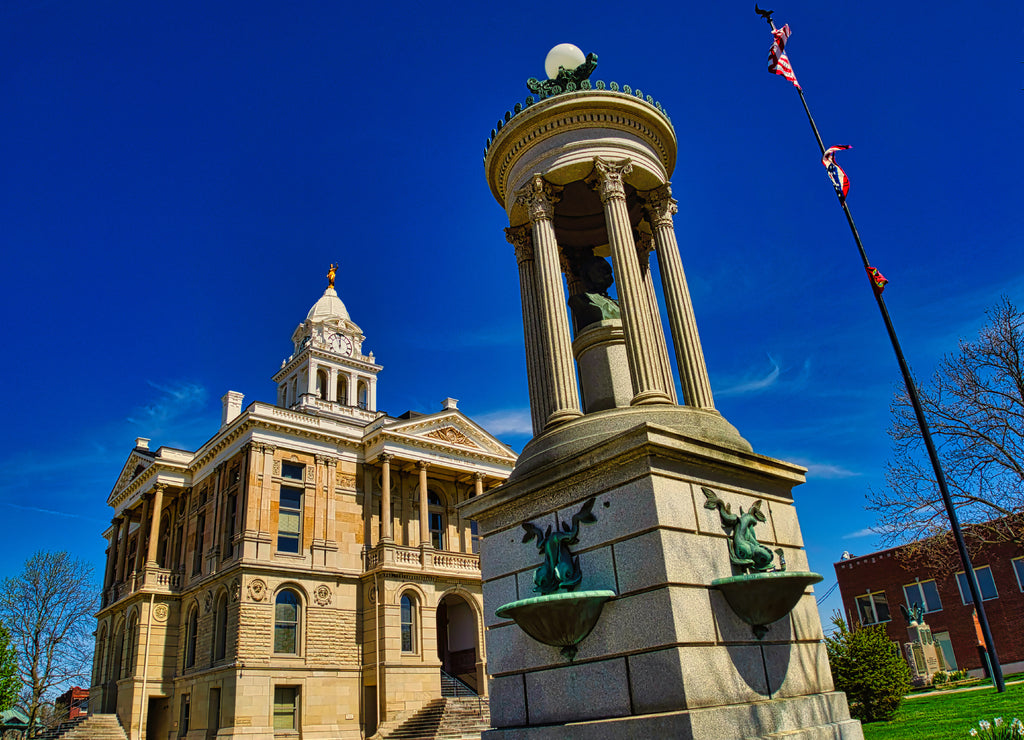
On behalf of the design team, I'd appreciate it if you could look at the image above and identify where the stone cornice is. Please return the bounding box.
[485,90,677,207]
[272,346,382,383]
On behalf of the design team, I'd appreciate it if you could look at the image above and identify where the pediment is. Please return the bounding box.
[110,451,154,498]
[383,412,516,459]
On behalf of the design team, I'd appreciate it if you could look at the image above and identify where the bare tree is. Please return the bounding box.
[0,552,97,735]
[868,298,1024,567]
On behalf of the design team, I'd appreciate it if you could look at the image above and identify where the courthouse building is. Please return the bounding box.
[90,273,517,739]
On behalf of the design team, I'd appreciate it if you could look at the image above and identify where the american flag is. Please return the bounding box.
[768,24,801,90]
[822,145,852,201]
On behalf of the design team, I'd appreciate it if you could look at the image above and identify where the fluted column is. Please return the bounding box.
[106,518,123,586]
[515,175,582,428]
[592,158,672,405]
[644,184,715,409]
[145,484,166,566]
[379,454,393,542]
[506,226,550,436]
[132,496,152,575]
[637,232,678,403]
[116,514,131,582]
[417,461,431,548]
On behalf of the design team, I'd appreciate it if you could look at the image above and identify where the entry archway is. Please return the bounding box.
[435,592,480,694]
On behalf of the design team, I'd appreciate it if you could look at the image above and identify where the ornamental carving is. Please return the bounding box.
[505,225,534,264]
[313,584,332,607]
[230,578,241,602]
[203,590,213,613]
[247,578,267,602]
[644,184,678,228]
[367,585,377,604]
[305,467,315,483]
[515,175,560,222]
[337,474,356,490]
[427,427,477,447]
[272,460,281,476]
[591,157,633,203]
[153,603,169,622]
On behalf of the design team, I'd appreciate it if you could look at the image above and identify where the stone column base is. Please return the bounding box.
[482,691,862,740]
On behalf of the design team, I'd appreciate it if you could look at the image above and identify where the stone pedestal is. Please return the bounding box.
[463,420,862,739]
[572,320,632,413]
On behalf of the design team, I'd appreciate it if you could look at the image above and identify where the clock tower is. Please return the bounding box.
[272,266,382,419]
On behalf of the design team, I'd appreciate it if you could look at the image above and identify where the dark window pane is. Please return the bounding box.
[921,580,942,612]
[274,625,296,654]
[277,535,299,553]
[280,487,303,509]
[282,463,304,480]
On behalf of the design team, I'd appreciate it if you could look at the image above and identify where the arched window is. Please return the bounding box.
[428,492,446,550]
[337,376,348,405]
[316,369,328,399]
[212,593,228,662]
[185,606,198,668]
[125,612,138,674]
[400,593,417,653]
[274,590,300,654]
[111,622,125,680]
[357,381,368,410]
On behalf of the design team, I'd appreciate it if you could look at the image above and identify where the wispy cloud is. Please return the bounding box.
[842,527,877,539]
[717,354,781,397]
[789,459,863,480]
[0,501,107,524]
[127,380,207,427]
[475,408,532,436]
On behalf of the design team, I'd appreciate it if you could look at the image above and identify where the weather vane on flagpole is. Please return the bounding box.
[755,4,1007,693]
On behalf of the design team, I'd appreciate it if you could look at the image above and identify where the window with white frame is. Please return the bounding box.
[956,565,998,604]
[1012,558,1024,592]
[902,579,942,614]
[854,590,891,625]
[278,484,303,554]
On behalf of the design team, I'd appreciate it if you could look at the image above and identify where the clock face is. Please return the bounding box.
[328,332,353,356]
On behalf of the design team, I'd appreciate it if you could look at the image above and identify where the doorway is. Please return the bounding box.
[436,593,479,693]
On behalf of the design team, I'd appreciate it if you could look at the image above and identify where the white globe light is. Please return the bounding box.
[545,44,586,80]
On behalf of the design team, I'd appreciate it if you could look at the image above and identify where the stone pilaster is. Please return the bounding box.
[644,184,715,409]
[418,461,431,548]
[637,231,678,403]
[506,226,549,437]
[515,175,582,428]
[109,517,125,584]
[591,157,672,405]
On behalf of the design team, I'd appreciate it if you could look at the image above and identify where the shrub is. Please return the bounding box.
[825,613,911,722]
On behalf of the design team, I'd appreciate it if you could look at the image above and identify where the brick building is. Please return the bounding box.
[89,274,517,739]
[834,538,1024,676]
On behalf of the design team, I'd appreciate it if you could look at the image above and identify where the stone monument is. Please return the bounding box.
[901,603,943,685]
[461,45,862,738]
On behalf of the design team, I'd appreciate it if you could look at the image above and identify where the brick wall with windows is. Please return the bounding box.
[835,539,1024,673]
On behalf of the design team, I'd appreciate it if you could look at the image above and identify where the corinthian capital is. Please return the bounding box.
[514,174,561,223]
[505,225,534,264]
[636,231,655,262]
[591,157,633,203]
[644,184,678,228]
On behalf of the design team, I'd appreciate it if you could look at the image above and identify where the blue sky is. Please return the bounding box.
[1,1,1022,631]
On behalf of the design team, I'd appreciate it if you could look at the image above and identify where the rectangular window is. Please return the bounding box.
[470,520,480,555]
[178,694,190,737]
[208,688,221,737]
[281,462,304,481]
[429,512,445,550]
[192,514,205,576]
[854,590,891,625]
[956,566,999,604]
[902,579,942,613]
[1013,558,1024,592]
[221,492,237,560]
[273,686,298,731]
[278,486,302,553]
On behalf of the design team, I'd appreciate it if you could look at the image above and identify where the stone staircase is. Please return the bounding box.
[379,697,490,740]
[36,714,127,740]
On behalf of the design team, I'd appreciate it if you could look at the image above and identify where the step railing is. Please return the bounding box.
[440,669,485,717]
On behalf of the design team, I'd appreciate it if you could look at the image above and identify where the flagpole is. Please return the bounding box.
[757,8,1006,693]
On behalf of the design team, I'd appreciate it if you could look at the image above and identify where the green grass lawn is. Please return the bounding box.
[862,681,1024,739]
